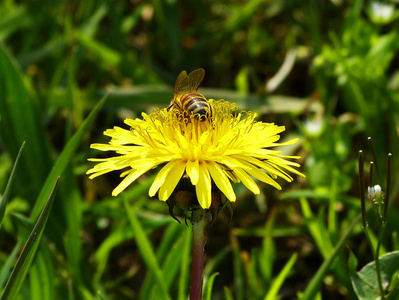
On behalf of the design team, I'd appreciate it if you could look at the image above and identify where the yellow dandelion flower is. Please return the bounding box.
[87,100,305,209]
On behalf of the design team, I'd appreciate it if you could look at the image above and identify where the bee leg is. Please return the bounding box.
[167,100,182,111]
[167,102,174,110]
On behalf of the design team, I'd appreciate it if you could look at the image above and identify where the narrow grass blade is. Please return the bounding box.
[178,226,192,300]
[264,253,298,300]
[231,232,245,300]
[0,242,22,290]
[122,197,171,300]
[300,213,362,300]
[299,197,333,258]
[0,141,25,229]
[224,286,234,300]
[0,177,59,300]
[161,228,190,289]
[0,44,53,198]
[0,6,31,40]
[147,227,189,299]
[30,96,107,221]
[205,272,219,300]
[29,245,55,300]
[139,223,183,299]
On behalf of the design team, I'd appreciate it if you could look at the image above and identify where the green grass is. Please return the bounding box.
[1,0,398,299]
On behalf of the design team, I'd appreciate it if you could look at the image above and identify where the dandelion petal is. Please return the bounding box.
[158,160,186,201]
[196,163,212,208]
[112,165,155,196]
[149,160,178,197]
[186,159,200,185]
[207,161,236,202]
[233,168,260,194]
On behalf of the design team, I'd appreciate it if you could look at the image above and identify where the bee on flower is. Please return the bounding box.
[167,68,211,121]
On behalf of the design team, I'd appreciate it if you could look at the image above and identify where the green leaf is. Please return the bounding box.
[0,141,25,230]
[231,233,244,300]
[0,242,22,290]
[30,95,107,221]
[224,286,234,300]
[139,222,184,299]
[123,197,171,300]
[347,248,359,277]
[0,177,59,300]
[205,272,219,300]
[0,6,32,40]
[352,251,399,300]
[0,44,53,199]
[299,197,333,258]
[300,213,362,300]
[351,272,380,300]
[29,244,55,300]
[264,253,298,300]
[178,226,192,300]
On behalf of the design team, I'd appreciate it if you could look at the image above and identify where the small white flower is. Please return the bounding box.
[373,185,382,198]
[303,118,323,137]
[368,186,375,199]
[369,2,395,24]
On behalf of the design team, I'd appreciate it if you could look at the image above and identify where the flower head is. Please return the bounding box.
[87,100,305,209]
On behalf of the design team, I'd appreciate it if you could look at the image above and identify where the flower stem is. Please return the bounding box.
[190,209,207,300]
[375,213,386,299]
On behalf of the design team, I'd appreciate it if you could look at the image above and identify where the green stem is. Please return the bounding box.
[375,213,386,299]
[190,209,207,300]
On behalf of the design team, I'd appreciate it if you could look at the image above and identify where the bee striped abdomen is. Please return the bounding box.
[181,93,210,119]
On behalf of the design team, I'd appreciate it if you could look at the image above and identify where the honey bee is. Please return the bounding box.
[167,68,211,121]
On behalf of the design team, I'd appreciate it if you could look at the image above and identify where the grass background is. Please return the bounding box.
[0,0,398,299]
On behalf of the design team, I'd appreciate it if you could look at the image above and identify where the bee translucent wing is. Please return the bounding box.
[173,70,189,97]
[187,68,205,92]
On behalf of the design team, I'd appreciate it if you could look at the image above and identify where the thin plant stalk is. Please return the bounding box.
[372,153,392,299]
[190,209,208,300]
[359,151,375,257]
[360,147,393,299]
[374,213,386,299]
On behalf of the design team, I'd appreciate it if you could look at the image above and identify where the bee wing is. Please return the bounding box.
[187,68,205,92]
[173,70,189,97]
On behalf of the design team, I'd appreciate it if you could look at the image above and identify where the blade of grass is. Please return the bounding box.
[0,6,32,40]
[230,231,245,300]
[264,253,298,300]
[162,228,190,289]
[0,44,53,199]
[147,226,190,299]
[224,286,234,300]
[29,244,55,300]
[0,177,59,300]
[205,272,219,300]
[260,207,277,285]
[0,141,25,229]
[299,197,333,258]
[30,95,107,220]
[139,223,183,300]
[178,226,192,300]
[122,196,171,300]
[300,213,362,300]
[0,242,22,290]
